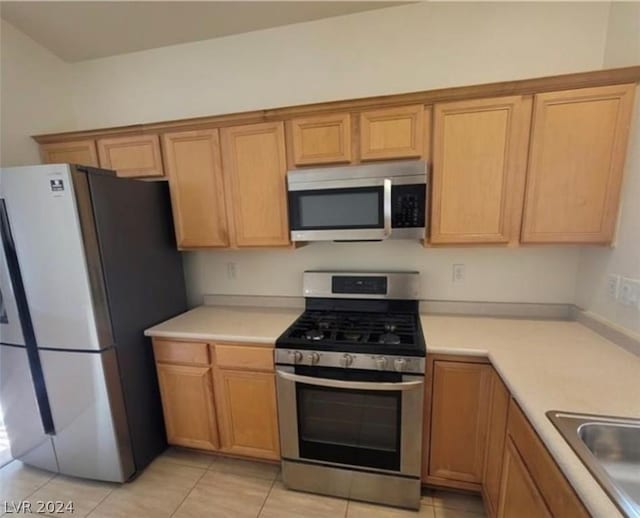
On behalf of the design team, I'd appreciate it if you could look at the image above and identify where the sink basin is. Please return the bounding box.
[547,411,640,518]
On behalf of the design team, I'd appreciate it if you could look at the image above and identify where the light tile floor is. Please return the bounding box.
[0,448,486,518]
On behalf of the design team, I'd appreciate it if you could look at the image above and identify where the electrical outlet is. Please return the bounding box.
[606,274,621,299]
[452,264,465,284]
[619,277,640,307]
[226,262,237,280]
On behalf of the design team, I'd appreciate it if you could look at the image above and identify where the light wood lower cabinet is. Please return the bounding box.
[482,370,510,517]
[213,369,280,460]
[155,363,219,451]
[497,437,552,518]
[423,355,589,518]
[503,400,589,518]
[153,339,279,462]
[426,357,491,489]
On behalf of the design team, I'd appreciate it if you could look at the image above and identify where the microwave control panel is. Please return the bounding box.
[392,184,426,228]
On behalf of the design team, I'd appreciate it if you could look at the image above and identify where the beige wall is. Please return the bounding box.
[69,2,609,128]
[575,2,640,335]
[0,19,75,166]
[184,242,582,307]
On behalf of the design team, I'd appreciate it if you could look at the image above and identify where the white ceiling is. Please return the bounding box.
[0,1,403,62]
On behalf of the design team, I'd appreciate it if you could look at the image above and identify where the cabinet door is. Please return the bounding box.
[156,363,219,451]
[522,84,635,243]
[360,105,424,161]
[162,129,229,248]
[497,438,552,518]
[290,113,352,165]
[221,122,290,247]
[429,361,491,484]
[507,400,589,517]
[483,371,510,517]
[213,369,280,460]
[40,140,99,167]
[431,96,531,244]
[97,134,164,177]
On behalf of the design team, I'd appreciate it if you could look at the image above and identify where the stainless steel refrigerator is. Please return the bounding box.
[0,164,187,482]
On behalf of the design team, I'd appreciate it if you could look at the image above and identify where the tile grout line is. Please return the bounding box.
[255,473,279,518]
[21,470,57,501]
[167,466,210,518]
[83,480,117,518]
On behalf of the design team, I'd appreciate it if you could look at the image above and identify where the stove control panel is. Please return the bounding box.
[275,349,425,374]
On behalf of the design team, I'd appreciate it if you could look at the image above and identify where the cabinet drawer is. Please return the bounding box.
[507,400,588,518]
[153,339,210,366]
[213,344,274,372]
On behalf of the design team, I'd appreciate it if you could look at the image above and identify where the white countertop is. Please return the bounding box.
[145,305,640,517]
[144,305,300,344]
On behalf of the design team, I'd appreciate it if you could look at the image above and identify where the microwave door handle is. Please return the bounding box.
[382,178,392,239]
[276,369,422,392]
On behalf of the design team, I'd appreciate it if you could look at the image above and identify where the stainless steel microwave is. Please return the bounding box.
[286,160,428,242]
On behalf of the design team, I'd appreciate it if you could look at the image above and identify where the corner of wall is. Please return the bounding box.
[0,19,77,166]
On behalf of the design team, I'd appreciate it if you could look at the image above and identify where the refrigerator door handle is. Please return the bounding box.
[0,199,55,435]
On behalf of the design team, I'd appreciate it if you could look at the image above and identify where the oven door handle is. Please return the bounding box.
[276,369,422,391]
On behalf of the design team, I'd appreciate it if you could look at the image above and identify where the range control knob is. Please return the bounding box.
[339,353,354,368]
[375,356,388,370]
[394,358,407,372]
[308,352,320,365]
[288,350,303,364]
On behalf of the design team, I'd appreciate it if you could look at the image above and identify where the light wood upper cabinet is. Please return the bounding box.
[155,363,219,451]
[360,105,425,161]
[522,84,635,243]
[97,134,164,178]
[289,113,352,165]
[40,140,99,167]
[162,129,229,248]
[497,437,552,518]
[482,371,510,518]
[429,360,491,485]
[431,96,532,244]
[221,122,290,247]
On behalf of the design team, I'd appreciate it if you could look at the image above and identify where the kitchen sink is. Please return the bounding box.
[547,411,640,518]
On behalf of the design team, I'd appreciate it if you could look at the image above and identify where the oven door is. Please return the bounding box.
[276,365,423,477]
[287,179,392,241]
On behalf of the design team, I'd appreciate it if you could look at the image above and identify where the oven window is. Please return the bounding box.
[296,384,401,471]
[289,187,383,230]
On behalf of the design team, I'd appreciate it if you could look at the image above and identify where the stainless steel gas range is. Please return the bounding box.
[275,271,426,510]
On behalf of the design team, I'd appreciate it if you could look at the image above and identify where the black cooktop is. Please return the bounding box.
[276,300,426,357]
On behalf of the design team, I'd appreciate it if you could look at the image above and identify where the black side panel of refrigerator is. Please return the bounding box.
[86,173,187,472]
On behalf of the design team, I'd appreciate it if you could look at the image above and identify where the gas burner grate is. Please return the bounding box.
[285,310,419,347]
